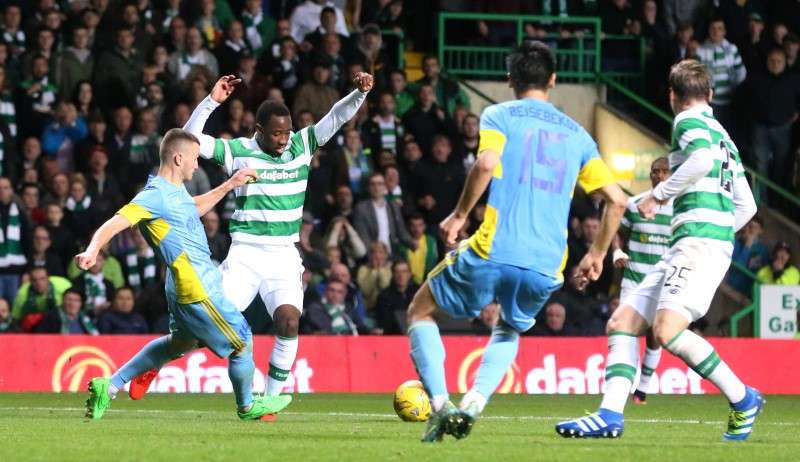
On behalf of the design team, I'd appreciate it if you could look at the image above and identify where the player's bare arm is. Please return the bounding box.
[576,183,627,287]
[75,214,134,270]
[441,149,500,247]
[194,168,258,216]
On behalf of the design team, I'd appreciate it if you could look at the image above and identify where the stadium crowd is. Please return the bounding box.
[0,0,798,338]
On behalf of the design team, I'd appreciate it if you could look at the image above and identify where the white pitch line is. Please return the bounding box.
[0,407,796,427]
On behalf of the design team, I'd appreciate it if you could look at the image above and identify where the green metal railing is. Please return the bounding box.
[438,13,602,81]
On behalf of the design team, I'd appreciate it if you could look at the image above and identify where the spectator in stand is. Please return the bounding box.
[0,297,19,333]
[416,55,470,116]
[338,127,372,196]
[388,69,415,118]
[324,215,367,269]
[202,210,229,265]
[353,172,411,254]
[71,250,116,319]
[233,54,270,112]
[785,34,800,73]
[44,203,74,266]
[666,23,698,65]
[697,18,747,134]
[75,112,107,172]
[316,33,348,93]
[303,280,365,335]
[0,65,17,140]
[600,0,638,71]
[291,0,349,44]
[35,288,99,335]
[195,0,223,49]
[728,217,770,297]
[356,241,392,313]
[415,135,465,232]
[531,302,581,336]
[375,259,417,334]
[662,0,711,37]
[566,214,613,297]
[757,241,800,285]
[218,20,251,76]
[28,225,63,277]
[129,108,162,189]
[11,266,71,332]
[107,106,134,192]
[455,113,479,171]
[303,6,349,52]
[133,265,169,333]
[169,26,219,83]
[64,174,100,242]
[322,184,356,231]
[242,0,276,56]
[41,101,88,172]
[267,18,292,61]
[95,28,143,109]
[0,177,29,303]
[741,13,768,74]
[402,212,438,285]
[353,24,391,82]
[22,26,57,80]
[293,57,340,121]
[1,5,25,60]
[272,37,302,105]
[17,54,57,138]
[97,286,149,334]
[402,84,457,154]
[383,165,408,212]
[122,228,159,294]
[364,91,404,156]
[749,48,800,200]
[20,183,45,226]
[45,172,69,208]
[85,147,123,219]
[73,81,97,120]
[58,25,94,99]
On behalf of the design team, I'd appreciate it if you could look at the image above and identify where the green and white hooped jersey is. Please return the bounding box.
[620,191,672,289]
[210,127,318,246]
[667,105,744,247]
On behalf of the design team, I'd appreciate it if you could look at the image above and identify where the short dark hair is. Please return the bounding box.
[391,259,410,272]
[63,287,84,302]
[507,40,555,93]
[321,6,336,16]
[255,99,291,127]
[407,212,425,223]
[159,128,200,162]
[668,59,711,104]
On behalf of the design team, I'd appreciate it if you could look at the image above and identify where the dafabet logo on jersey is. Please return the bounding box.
[51,346,117,392]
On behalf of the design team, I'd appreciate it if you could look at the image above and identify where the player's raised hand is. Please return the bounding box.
[353,72,374,93]
[228,168,258,188]
[439,212,466,248]
[210,75,242,103]
[75,250,97,271]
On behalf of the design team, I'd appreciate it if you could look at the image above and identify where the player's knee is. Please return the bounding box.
[231,341,253,358]
[168,335,197,355]
[652,323,678,348]
[406,284,436,324]
[274,305,300,337]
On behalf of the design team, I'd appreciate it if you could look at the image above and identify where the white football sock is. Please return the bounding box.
[600,333,639,414]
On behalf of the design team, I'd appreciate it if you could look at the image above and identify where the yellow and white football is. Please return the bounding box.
[393,379,431,422]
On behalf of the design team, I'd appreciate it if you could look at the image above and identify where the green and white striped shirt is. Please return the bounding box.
[210,128,317,245]
[185,91,368,247]
[696,39,746,107]
[654,104,751,247]
[620,191,672,288]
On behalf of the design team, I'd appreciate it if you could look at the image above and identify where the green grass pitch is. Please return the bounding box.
[1,393,798,461]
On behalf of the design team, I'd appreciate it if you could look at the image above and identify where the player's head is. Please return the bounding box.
[255,99,292,155]
[650,156,670,187]
[507,40,556,97]
[159,128,200,181]
[668,60,712,114]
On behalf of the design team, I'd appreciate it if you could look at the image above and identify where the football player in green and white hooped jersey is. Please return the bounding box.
[127,73,373,404]
[610,157,672,405]
[557,60,762,441]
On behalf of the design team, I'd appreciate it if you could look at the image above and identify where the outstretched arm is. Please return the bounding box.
[184,75,241,159]
[75,214,133,270]
[194,168,258,216]
[314,72,373,146]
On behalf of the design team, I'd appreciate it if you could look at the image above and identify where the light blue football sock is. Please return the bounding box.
[472,322,520,400]
[228,343,255,410]
[408,320,448,410]
[110,335,178,391]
